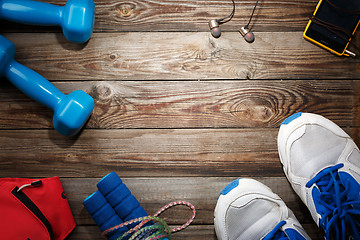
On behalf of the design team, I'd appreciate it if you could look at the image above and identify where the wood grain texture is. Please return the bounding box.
[68,225,218,240]
[0,128,357,179]
[1,0,359,239]
[0,0,317,33]
[0,80,356,129]
[2,32,360,81]
[0,129,280,178]
[68,224,321,240]
[61,177,323,239]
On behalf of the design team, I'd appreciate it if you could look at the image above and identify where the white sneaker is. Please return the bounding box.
[214,178,311,240]
[278,112,360,240]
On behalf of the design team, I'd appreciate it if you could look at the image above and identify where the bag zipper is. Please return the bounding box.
[12,187,54,240]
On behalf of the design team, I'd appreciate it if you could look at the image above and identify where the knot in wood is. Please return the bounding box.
[231,97,274,125]
[120,6,132,17]
[90,84,114,101]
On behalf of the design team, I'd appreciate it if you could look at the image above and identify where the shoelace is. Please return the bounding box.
[263,221,289,240]
[306,163,360,240]
[103,200,196,240]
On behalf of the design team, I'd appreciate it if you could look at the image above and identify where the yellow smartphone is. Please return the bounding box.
[303,0,360,56]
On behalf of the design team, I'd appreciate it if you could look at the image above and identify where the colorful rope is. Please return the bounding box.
[103,200,196,240]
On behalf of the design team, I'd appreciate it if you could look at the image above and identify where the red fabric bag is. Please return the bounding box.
[0,176,76,240]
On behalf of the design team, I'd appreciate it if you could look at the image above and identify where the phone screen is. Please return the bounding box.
[305,0,360,54]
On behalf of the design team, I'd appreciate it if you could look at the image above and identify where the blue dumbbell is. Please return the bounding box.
[83,191,129,240]
[0,0,95,43]
[97,172,149,227]
[0,35,94,136]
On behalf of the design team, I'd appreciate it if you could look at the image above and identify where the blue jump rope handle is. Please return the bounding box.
[0,0,61,25]
[85,172,169,240]
[83,191,128,240]
[97,172,149,227]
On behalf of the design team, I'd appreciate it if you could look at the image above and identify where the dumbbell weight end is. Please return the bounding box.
[0,0,95,43]
[53,90,94,136]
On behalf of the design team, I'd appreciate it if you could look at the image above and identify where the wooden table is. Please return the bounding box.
[1,0,360,239]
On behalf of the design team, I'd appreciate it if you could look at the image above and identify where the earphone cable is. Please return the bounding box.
[217,0,236,24]
[310,16,352,38]
[325,0,360,14]
[311,16,360,54]
[245,0,260,28]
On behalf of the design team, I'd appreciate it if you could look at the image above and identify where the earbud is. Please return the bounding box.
[209,0,259,42]
[240,26,255,43]
[209,20,221,38]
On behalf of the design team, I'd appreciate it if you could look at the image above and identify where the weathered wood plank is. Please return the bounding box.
[0,80,356,129]
[68,225,218,240]
[68,224,322,240]
[0,128,357,178]
[0,129,280,178]
[0,0,318,33]
[62,177,323,239]
[3,32,360,81]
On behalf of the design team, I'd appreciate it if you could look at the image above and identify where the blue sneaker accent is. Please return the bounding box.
[219,179,239,196]
[263,221,288,240]
[284,229,307,240]
[281,112,302,125]
[307,163,360,240]
[263,221,306,240]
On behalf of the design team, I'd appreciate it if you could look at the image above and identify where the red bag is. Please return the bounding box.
[0,176,76,240]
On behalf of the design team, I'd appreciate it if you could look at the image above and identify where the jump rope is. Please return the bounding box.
[103,201,196,240]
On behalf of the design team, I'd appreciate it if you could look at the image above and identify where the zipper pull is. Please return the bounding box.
[17,180,42,192]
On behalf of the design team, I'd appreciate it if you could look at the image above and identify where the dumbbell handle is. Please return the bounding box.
[5,60,65,110]
[0,0,62,26]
